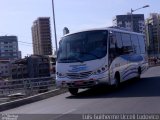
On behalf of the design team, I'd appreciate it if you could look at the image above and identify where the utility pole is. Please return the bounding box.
[52,0,58,54]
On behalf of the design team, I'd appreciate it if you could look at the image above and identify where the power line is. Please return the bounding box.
[18,44,33,47]
[18,40,56,48]
[18,41,36,45]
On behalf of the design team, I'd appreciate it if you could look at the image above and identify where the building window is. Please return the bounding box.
[13,54,17,56]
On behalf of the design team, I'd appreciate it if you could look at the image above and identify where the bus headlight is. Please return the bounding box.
[93,65,108,75]
[56,72,66,78]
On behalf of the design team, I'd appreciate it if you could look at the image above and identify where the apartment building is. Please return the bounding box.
[113,14,145,33]
[31,17,52,55]
[0,36,21,60]
[146,13,160,56]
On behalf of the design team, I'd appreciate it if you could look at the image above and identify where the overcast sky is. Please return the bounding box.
[0,0,158,57]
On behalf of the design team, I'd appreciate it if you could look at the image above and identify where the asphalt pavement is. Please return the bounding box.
[1,66,160,120]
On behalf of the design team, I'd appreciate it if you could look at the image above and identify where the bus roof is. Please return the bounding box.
[63,26,144,38]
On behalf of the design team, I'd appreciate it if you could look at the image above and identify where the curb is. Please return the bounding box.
[0,88,67,112]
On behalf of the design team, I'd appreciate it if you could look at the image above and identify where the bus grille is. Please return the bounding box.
[66,71,92,79]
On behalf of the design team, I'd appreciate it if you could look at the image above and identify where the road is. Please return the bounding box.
[1,66,160,120]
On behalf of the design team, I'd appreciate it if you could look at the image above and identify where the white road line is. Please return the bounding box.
[48,109,76,120]
[62,109,76,114]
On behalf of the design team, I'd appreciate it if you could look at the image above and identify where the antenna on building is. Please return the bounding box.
[63,27,70,35]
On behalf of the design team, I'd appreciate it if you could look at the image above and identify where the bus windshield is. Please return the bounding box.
[57,30,108,63]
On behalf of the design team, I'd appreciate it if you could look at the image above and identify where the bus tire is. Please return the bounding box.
[137,67,141,80]
[113,72,120,89]
[68,88,78,95]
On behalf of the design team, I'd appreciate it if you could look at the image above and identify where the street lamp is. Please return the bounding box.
[131,5,149,31]
[52,0,58,54]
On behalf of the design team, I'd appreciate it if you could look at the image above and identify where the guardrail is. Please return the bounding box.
[0,77,55,97]
[0,77,68,110]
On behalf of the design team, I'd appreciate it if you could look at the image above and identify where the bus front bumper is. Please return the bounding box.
[56,75,109,89]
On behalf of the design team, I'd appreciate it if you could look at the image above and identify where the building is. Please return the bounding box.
[11,58,28,79]
[31,17,52,55]
[63,27,70,35]
[27,55,50,78]
[146,13,160,57]
[0,59,11,79]
[47,55,56,77]
[113,14,145,33]
[12,55,50,79]
[0,36,21,60]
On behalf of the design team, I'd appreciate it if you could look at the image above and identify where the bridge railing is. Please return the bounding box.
[0,77,55,97]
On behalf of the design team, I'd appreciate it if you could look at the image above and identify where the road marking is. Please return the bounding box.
[48,109,76,120]
[62,109,76,114]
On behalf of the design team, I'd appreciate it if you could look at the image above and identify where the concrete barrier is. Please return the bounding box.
[0,88,67,112]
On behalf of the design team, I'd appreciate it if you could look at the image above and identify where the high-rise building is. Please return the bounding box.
[113,14,145,33]
[31,17,52,55]
[146,13,160,56]
[0,36,21,60]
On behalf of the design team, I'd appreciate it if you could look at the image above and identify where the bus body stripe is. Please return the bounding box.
[122,71,138,80]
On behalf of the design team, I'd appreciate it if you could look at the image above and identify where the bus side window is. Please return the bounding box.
[138,35,146,54]
[115,32,123,55]
[121,33,133,54]
[109,32,123,60]
[109,33,117,60]
[131,34,141,54]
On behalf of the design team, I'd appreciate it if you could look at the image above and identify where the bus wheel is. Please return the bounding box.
[68,88,78,95]
[113,72,120,89]
[137,67,141,80]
